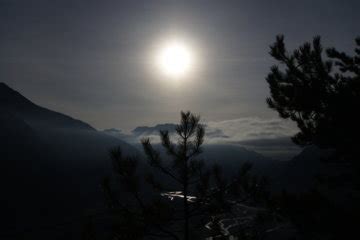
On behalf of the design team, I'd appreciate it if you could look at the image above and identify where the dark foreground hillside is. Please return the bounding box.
[0,83,137,239]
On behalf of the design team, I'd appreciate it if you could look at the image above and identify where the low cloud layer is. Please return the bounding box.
[104,117,301,160]
[205,117,297,143]
[205,118,301,160]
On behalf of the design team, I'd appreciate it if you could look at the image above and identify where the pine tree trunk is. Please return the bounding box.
[183,136,189,240]
[184,180,189,240]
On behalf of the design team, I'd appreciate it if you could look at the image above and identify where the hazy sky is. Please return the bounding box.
[1,0,359,131]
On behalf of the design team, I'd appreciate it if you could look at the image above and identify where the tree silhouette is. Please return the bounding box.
[102,111,272,239]
[266,35,360,191]
[266,35,360,158]
[266,36,360,239]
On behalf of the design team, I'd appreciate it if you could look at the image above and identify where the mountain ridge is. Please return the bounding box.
[0,82,94,130]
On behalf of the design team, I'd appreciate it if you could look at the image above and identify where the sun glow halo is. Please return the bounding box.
[157,41,193,78]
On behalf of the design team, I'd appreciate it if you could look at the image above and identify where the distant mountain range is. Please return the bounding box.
[103,124,333,193]
[102,124,279,176]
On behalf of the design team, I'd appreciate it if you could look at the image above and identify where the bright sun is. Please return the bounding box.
[157,41,193,78]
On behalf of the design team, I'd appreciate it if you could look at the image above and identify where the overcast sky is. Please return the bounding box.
[1,0,359,131]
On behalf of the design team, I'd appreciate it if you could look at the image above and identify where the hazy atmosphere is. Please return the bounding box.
[1,0,359,130]
[1,1,359,239]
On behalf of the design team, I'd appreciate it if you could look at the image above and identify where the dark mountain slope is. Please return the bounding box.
[0,82,94,130]
[0,82,137,240]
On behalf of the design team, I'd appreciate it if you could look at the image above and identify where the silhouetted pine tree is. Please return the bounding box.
[267,35,360,191]
[267,35,360,157]
[266,36,360,240]
[101,111,272,240]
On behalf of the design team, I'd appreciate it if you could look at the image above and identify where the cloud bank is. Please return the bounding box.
[104,117,301,160]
